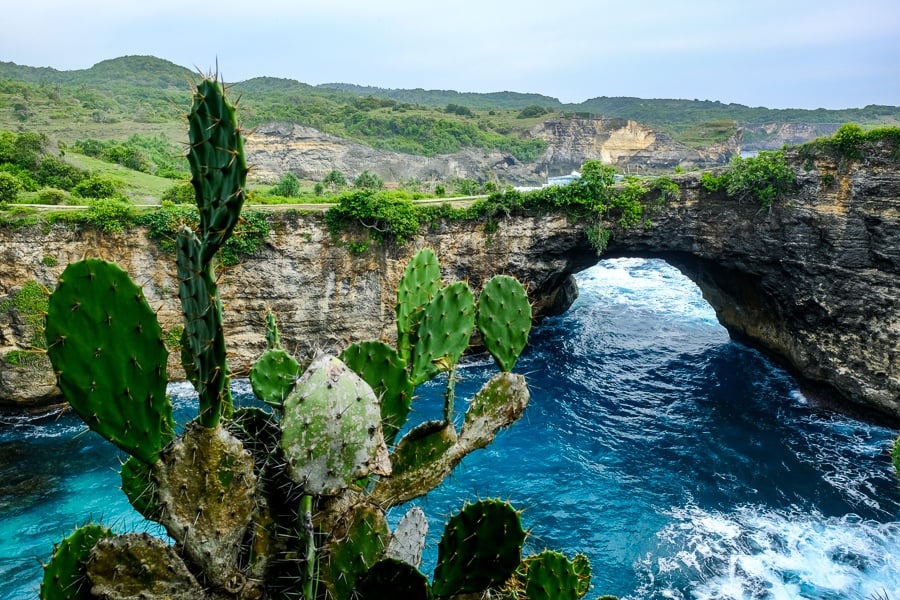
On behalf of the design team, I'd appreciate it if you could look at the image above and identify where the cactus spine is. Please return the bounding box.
[179,73,247,428]
[39,72,595,600]
[45,259,173,465]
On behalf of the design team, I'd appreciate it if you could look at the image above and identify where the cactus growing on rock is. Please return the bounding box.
[39,74,595,600]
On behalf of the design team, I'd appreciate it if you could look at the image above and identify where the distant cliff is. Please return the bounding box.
[2,142,898,420]
[245,117,740,186]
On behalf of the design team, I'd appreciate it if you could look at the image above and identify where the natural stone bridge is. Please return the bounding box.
[1,145,898,420]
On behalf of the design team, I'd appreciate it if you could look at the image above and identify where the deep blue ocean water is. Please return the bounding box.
[2,257,899,599]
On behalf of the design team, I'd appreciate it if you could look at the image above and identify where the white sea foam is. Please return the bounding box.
[632,504,900,600]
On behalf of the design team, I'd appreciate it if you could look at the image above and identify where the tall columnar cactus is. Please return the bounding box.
[179,73,248,428]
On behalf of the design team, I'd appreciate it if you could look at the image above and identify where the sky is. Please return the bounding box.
[3,0,898,110]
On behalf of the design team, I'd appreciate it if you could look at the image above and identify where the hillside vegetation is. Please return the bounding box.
[3,55,899,157]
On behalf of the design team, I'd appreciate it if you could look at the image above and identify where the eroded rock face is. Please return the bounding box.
[244,117,739,186]
[603,143,900,419]
[0,143,897,418]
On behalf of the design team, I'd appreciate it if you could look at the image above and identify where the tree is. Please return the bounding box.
[323,169,347,192]
[270,172,301,198]
[353,169,384,190]
[12,131,49,171]
[0,171,23,202]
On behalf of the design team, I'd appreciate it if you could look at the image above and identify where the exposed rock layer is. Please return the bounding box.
[1,145,897,420]
[245,117,738,186]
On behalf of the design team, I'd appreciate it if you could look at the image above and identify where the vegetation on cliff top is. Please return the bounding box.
[3,55,899,159]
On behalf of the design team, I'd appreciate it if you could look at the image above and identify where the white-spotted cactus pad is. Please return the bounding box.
[386,505,429,568]
[281,354,391,495]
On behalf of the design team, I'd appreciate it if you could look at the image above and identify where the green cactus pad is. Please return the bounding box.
[431,499,525,597]
[356,558,433,600]
[45,259,173,465]
[264,309,280,349]
[187,77,248,263]
[459,372,530,449]
[120,456,160,521]
[281,354,391,495]
[250,347,300,409]
[322,504,390,600]
[176,226,231,427]
[410,281,475,386]
[476,274,532,372]
[40,523,113,600]
[340,340,413,446]
[522,550,591,600]
[396,248,442,361]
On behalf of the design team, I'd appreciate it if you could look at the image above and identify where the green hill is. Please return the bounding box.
[2,54,899,154]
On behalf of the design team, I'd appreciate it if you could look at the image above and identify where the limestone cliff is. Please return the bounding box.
[1,143,898,420]
[245,117,738,186]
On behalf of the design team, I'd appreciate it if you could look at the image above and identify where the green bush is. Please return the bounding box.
[86,197,134,232]
[724,150,794,207]
[36,156,86,190]
[326,189,420,245]
[831,123,865,160]
[73,174,123,199]
[353,169,384,190]
[270,172,302,198]
[0,171,23,202]
[37,187,70,205]
[161,181,195,204]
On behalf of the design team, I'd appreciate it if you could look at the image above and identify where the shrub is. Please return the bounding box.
[325,189,420,245]
[353,169,384,190]
[73,174,123,199]
[270,172,302,198]
[37,187,69,205]
[86,197,134,232]
[0,171,23,202]
[724,150,795,207]
[161,181,195,204]
[36,156,86,190]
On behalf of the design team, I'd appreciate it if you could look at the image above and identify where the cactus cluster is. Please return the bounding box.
[39,74,601,600]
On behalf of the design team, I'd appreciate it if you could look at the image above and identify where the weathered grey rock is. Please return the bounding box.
[0,143,897,419]
[245,117,739,186]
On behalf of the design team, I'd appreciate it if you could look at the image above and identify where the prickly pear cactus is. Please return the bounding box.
[321,504,391,599]
[476,274,532,371]
[176,226,231,428]
[119,455,160,521]
[340,340,413,445]
[396,247,442,361]
[45,258,174,465]
[386,505,429,568]
[410,281,475,386]
[250,346,300,408]
[431,499,526,597]
[87,533,205,599]
[41,523,112,600]
[521,550,592,600]
[355,558,432,600]
[281,354,391,495]
[186,75,248,262]
[153,422,257,590]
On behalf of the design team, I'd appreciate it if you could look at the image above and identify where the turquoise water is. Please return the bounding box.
[2,258,899,598]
